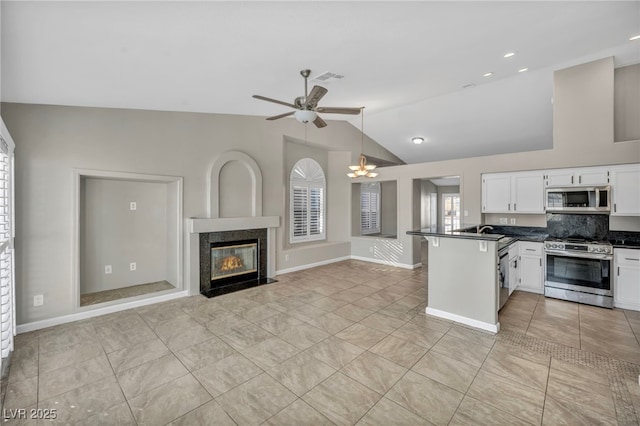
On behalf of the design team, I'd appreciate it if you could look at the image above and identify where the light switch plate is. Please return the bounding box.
[105,265,112,274]
[510,218,517,225]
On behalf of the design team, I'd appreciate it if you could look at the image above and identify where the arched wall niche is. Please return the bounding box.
[207,151,263,218]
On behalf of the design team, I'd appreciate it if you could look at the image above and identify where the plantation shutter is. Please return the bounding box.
[290,158,326,243]
[292,186,309,238]
[360,183,380,234]
[0,125,15,361]
[309,186,323,236]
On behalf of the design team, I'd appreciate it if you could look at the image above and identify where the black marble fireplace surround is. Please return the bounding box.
[199,228,274,297]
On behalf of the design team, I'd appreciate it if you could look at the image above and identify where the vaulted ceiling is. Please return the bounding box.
[2,1,639,163]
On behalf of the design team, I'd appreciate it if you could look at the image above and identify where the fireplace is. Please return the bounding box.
[211,240,258,283]
[199,228,274,297]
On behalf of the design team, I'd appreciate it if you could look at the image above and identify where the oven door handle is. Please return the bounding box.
[544,250,612,260]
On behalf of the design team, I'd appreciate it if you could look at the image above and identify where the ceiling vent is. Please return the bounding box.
[311,71,344,84]
[462,83,476,89]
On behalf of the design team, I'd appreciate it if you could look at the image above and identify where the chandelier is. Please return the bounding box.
[347,107,378,178]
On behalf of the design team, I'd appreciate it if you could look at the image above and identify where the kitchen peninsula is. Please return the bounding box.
[407,226,511,333]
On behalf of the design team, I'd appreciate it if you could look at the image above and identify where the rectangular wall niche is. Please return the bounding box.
[199,228,271,297]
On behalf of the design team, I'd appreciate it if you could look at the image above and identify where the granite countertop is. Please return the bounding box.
[612,242,640,249]
[406,225,506,241]
[407,224,549,244]
[407,225,640,248]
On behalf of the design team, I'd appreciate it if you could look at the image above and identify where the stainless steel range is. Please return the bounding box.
[544,238,613,308]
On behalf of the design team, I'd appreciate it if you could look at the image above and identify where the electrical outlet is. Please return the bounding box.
[130,202,137,211]
[510,218,517,225]
[105,265,112,274]
[33,294,44,307]
[285,254,289,261]
[369,246,374,253]
[499,218,508,225]
[130,262,137,271]
[464,210,469,217]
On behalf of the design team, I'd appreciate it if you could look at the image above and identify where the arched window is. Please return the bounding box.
[290,158,326,243]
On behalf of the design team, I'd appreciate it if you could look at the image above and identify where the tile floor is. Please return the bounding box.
[3,260,640,425]
[80,281,175,307]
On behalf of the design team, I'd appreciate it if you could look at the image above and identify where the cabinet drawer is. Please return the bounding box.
[615,248,640,266]
[519,241,542,256]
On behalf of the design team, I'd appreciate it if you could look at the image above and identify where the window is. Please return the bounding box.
[361,182,380,234]
[290,158,326,243]
[442,193,461,232]
[0,121,15,362]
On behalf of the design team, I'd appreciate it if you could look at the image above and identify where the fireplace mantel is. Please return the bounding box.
[188,216,279,234]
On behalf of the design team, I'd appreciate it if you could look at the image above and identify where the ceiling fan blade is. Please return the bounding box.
[315,107,362,115]
[305,85,328,108]
[252,95,297,109]
[266,111,295,121]
[313,115,327,128]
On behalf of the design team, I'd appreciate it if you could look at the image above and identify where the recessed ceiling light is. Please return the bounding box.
[518,68,528,73]
[503,52,515,58]
[411,137,424,145]
[483,72,493,77]
[630,35,640,41]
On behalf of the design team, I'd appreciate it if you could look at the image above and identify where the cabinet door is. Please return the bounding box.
[512,173,544,213]
[519,242,543,294]
[508,254,519,295]
[575,167,610,185]
[611,165,640,216]
[545,170,574,186]
[482,174,511,213]
[518,252,543,294]
[614,249,640,311]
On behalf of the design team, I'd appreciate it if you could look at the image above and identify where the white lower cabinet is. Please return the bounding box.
[614,248,640,311]
[517,242,544,294]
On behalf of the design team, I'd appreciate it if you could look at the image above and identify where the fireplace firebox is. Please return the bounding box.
[199,228,274,297]
[211,240,258,283]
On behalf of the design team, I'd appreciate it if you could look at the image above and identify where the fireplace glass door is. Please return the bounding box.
[211,240,258,282]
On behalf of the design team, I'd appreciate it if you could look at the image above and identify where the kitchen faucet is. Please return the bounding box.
[476,225,494,234]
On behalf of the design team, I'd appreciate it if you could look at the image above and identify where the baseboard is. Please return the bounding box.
[276,256,351,275]
[425,306,499,334]
[16,290,188,334]
[613,300,640,311]
[350,255,419,270]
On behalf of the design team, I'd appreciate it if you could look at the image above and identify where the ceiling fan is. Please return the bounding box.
[253,69,361,128]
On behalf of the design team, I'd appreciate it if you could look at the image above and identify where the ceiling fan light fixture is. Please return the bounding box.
[294,110,317,124]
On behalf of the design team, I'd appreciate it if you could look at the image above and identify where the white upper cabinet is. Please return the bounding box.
[545,169,574,186]
[511,172,545,213]
[482,174,511,213]
[482,172,544,214]
[611,164,640,216]
[544,166,610,186]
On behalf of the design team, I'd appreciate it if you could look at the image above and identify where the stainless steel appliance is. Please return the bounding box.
[545,186,610,213]
[544,238,613,308]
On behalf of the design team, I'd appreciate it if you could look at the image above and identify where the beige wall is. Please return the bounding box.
[351,57,640,267]
[80,178,169,293]
[380,180,398,236]
[614,63,640,143]
[3,104,400,324]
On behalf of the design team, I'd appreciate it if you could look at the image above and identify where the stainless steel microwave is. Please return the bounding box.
[545,186,610,213]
